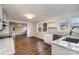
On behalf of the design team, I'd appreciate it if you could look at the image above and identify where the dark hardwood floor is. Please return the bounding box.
[15,35,51,55]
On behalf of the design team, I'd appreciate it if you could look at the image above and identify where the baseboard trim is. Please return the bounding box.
[19,36,51,46]
[30,36,51,46]
[31,36,44,40]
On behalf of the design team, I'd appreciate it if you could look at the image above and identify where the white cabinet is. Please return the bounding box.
[52,44,79,55]
[2,8,7,22]
[69,50,79,55]
[48,22,57,28]
[0,5,8,32]
[44,33,53,45]
[47,19,57,28]
[37,22,43,32]
[0,18,2,30]
[0,6,9,34]
[52,44,64,55]
[0,5,2,30]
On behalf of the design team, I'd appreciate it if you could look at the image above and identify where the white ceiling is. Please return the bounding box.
[3,4,79,22]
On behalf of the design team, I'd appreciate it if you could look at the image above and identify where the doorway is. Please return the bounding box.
[15,23,27,37]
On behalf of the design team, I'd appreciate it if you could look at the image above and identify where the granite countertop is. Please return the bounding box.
[51,36,79,53]
[0,37,15,55]
[45,31,63,35]
[52,32,63,35]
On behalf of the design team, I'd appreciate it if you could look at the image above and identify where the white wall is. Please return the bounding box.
[9,20,35,37]
[26,22,44,39]
[27,22,37,37]
[15,25,27,36]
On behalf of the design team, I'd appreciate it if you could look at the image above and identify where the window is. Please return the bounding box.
[71,17,79,27]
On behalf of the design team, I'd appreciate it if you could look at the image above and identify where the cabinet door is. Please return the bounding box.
[0,18,2,30]
[52,44,79,55]
[0,5,2,18]
[2,8,7,22]
[48,20,57,28]
[37,23,43,32]
[70,50,79,55]
[52,44,67,55]
[48,23,57,27]
[44,33,52,44]
[0,5,2,30]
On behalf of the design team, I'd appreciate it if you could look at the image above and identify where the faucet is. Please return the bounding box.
[70,26,79,35]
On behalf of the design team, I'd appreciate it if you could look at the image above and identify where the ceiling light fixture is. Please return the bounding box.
[24,13,35,19]
[18,24,22,26]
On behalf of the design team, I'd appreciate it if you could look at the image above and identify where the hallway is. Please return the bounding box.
[15,35,51,55]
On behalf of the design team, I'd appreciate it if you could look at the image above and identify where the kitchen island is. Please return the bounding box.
[0,37,15,55]
[51,36,79,55]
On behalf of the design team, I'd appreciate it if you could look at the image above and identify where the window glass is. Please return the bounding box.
[71,17,79,27]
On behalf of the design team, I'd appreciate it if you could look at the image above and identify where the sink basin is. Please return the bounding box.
[63,38,79,44]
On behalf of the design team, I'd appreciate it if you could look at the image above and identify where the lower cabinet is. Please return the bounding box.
[44,33,53,45]
[52,44,79,55]
[0,21,2,30]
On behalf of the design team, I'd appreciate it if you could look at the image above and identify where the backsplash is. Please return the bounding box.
[47,27,58,33]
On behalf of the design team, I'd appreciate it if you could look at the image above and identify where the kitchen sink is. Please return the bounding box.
[63,38,79,44]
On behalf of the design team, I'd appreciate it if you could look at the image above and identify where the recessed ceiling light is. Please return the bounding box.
[24,13,35,19]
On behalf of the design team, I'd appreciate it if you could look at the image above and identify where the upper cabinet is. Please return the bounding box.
[48,21,57,28]
[43,23,47,32]
[37,22,48,32]
[37,22,43,32]
[2,8,7,22]
[0,5,8,33]
[0,5,2,18]
[37,18,58,33]
[0,5,2,30]
[47,18,57,28]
